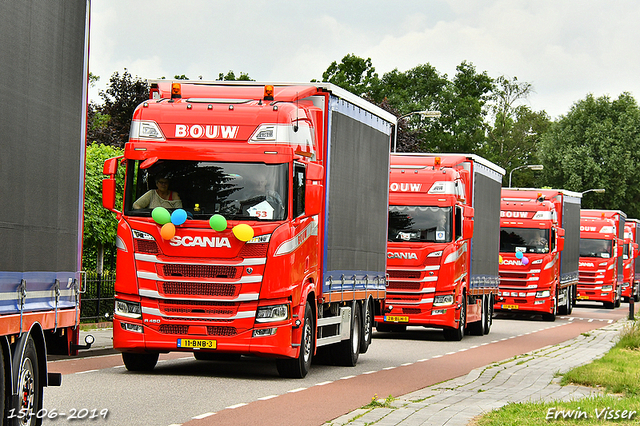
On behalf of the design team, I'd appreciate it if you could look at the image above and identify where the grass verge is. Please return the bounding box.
[475,321,640,425]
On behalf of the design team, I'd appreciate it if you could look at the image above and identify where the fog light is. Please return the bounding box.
[432,309,447,315]
[534,300,545,305]
[121,322,143,333]
[253,328,277,337]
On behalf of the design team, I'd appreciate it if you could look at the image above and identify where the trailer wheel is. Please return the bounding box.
[276,301,314,378]
[483,294,493,335]
[468,297,485,336]
[359,299,373,354]
[0,347,4,426]
[331,303,361,366]
[11,335,40,426]
[122,352,159,372]
[614,286,621,308]
[443,295,466,341]
[558,287,572,315]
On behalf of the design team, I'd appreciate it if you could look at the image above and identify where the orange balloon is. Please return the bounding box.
[161,223,176,240]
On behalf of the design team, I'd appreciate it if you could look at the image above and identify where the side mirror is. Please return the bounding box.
[102,156,123,213]
[557,236,565,252]
[462,218,474,240]
[305,185,323,216]
[634,243,639,258]
[617,239,624,257]
[306,162,324,181]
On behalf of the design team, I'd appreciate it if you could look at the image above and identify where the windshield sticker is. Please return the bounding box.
[247,201,274,219]
[436,231,446,241]
[516,247,526,253]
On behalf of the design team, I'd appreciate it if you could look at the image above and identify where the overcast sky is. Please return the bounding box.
[89,0,640,120]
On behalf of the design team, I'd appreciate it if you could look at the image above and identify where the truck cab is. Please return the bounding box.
[577,210,626,308]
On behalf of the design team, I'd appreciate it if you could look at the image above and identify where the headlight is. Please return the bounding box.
[535,290,550,298]
[428,251,443,257]
[256,304,289,323]
[433,295,454,307]
[115,300,142,319]
[602,285,613,291]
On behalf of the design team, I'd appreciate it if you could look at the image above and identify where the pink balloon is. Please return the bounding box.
[521,256,529,265]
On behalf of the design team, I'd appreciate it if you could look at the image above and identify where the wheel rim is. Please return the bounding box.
[302,320,312,364]
[363,303,372,343]
[459,300,466,334]
[352,314,360,354]
[18,357,35,426]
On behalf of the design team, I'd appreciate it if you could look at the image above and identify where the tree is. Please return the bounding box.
[217,71,253,81]
[87,69,149,148]
[539,93,640,216]
[83,143,125,271]
[319,54,380,99]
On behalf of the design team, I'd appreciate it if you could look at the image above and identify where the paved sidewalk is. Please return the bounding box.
[329,320,628,426]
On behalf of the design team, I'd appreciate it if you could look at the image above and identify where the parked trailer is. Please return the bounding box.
[622,219,639,302]
[0,1,91,423]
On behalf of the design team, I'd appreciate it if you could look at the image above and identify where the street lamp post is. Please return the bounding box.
[581,188,605,195]
[393,110,441,153]
[508,164,544,188]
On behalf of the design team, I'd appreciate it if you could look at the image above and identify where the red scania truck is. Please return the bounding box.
[622,219,639,302]
[376,154,504,341]
[102,80,395,378]
[495,189,581,321]
[577,209,626,308]
[0,1,91,423]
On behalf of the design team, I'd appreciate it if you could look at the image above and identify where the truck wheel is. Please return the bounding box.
[359,299,373,354]
[566,287,573,314]
[635,284,640,302]
[0,347,4,426]
[483,294,493,335]
[542,293,557,321]
[558,288,572,315]
[11,335,40,426]
[331,303,361,366]
[276,301,314,378]
[469,297,485,336]
[122,352,159,371]
[443,296,466,341]
[615,286,621,308]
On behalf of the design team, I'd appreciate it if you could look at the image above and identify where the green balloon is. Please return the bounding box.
[152,207,171,225]
[209,214,227,232]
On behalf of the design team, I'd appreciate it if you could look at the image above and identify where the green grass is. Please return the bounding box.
[475,321,640,425]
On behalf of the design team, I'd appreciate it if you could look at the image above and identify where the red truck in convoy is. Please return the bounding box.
[495,189,581,320]
[376,154,504,341]
[577,210,626,308]
[0,1,92,423]
[622,219,639,302]
[102,80,395,377]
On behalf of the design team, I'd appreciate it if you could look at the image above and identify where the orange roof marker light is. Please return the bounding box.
[264,85,274,101]
[171,83,182,99]
[434,157,441,168]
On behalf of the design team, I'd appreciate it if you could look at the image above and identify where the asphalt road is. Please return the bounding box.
[43,303,630,426]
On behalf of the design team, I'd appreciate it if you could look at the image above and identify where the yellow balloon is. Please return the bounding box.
[232,224,254,242]
[498,255,503,264]
[161,223,176,240]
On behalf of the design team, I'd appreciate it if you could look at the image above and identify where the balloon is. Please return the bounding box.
[160,223,176,240]
[152,207,171,225]
[171,209,187,226]
[232,224,254,242]
[209,214,227,232]
[498,255,503,264]
[521,256,529,265]
[515,251,523,259]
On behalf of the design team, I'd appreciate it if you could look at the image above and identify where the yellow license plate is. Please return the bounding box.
[385,315,409,323]
[177,339,217,349]
[501,304,519,310]
[577,295,589,300]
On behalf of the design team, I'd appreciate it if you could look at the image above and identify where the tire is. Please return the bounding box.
[193,352,241,362]
[614,286,621,308]
[468,297,485,336]
[10,336,40,426]
[566,287,573,315]
[359,299,373,354]
[443,295,466,341]
[0,346,4,426]
[542,293,557,321]
[122,352,159,372]
[483,294,493,335]
[331,303,361,366]
[276,301,314,378]
[558,287,571,315]
[635,284,640,302]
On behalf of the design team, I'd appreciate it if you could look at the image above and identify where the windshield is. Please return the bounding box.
[124,160,288,221]
[579,238,612,258]
[500,227,550,254]
[388,206,452,243]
